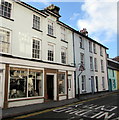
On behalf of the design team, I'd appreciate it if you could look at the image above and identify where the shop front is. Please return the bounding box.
[1,56,75,108]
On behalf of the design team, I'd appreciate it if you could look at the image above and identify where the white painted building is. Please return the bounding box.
[73,29,109,96]
[0,1,75,108]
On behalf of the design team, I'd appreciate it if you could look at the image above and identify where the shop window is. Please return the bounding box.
[58,73,65,95]
[28,70,43,97]
[9,67,43,99]
[9,68,27,98]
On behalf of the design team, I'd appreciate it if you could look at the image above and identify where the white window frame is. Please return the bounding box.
[80,37,84,49]
[89,41,92,52]
[48,21,54,36]
[101,60,104,72]
[33,14,40,30]
[47,43,55,62]
[100,46,103,56]
[0,0,13,19]
[61,27,65,41]
[90,56,93,71]
[93,43,96,54]
[61,47,67,64]
[94,58,98,71]
[32,38,41,59]
[0,28,11,54]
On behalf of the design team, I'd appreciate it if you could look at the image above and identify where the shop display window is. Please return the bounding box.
[9,68,27,98]
[58,73,65,95]
[9,67,43,99]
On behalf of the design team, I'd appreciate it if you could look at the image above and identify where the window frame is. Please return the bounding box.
[47,43,55,62]
[80,53,85,67]
[90,56,93,71]
[94,58,98,72]
[0,28,11,54]
[101,59,104,72]
[100,46,103,56]
[48,21,54,36]
[89,41,92,52]
[0,0,12,19]
[61,47,67,64]
[79,37,84,49]
[33,14,40,31]
[32,38,41,60]
[61,27,65,41]
[81,75,86,92]
[93,43,97,54]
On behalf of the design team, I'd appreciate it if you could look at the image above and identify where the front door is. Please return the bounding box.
[46,75,54,100]
[95,76,98,92]
[0,73,3,108]
[68,75,72,99]
[91,76,95,94]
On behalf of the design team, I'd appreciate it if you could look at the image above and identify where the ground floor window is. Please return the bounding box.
[81,75,86,91]
[58,73,65,95]
[9,67,43,99]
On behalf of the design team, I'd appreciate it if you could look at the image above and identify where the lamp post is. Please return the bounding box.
[77,62,85,98]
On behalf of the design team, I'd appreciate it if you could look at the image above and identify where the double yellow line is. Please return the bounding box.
[10,92,118,120]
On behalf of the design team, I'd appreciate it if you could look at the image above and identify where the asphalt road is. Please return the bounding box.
[7,92,119,120]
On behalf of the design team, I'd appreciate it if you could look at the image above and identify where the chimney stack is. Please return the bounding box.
[80,28,88,36]
[45,4,60,15]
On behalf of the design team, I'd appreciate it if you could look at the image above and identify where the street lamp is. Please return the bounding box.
[77,62,85,98]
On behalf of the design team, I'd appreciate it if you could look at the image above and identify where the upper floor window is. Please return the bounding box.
[89,41,92,52]
[101,60,104,72]
[33,15,40,30]
[0,0,12,18]
[90,56,93,71]
[48,21,53,36]
[0,29,10,53]
[80,37,84,49]
[32,39,41,59]
[94,58,98,71]
[100,46,103,56]
[61,47,67,64]
[48,44,54,61]
[80,53,85,66]
[61,27,65,41]
[93,43,96,54]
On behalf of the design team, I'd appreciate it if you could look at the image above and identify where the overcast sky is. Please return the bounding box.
[24,0,118,58]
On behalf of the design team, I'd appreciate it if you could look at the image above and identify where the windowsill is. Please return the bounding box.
[0,15,14,21]
[61,39,68,43]
[47,34,56,38]
[32,27,43,32]
[8,96,44,102]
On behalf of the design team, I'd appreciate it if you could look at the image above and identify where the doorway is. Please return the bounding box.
[95,76,98,92]
[91,76,95,94]
[46,75,54,100]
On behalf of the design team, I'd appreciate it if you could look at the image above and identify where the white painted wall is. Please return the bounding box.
[74,32,108,95]
[1,0,74,66]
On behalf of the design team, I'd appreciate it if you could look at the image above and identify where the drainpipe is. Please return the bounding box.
[72,31,77,98]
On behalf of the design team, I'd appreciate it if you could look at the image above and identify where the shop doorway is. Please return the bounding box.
[46,75,54,100]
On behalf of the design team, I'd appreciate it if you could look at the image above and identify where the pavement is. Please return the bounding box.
[2,90,119,119]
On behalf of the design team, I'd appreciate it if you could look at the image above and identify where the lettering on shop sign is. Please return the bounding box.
[53,104,118,120]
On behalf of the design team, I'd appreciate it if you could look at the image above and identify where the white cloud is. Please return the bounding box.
[77,0,117,43]
[70,13,80,20]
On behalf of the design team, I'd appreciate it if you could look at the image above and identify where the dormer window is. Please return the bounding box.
[0,0,12,18]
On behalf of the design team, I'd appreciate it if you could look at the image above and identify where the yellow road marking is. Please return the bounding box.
[11,92,118,120]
